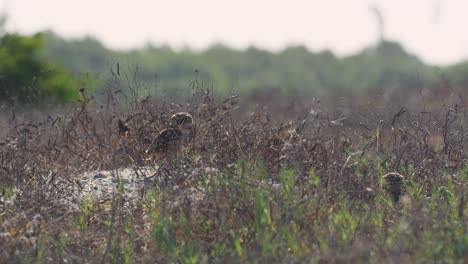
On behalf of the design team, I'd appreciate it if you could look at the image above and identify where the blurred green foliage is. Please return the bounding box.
[0,29,78,105]
[3,25,468,106]
[41,31,468,97]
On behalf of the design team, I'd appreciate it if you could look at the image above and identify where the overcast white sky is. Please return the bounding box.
[1,0,467,65]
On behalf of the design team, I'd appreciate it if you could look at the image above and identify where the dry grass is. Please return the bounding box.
[0,80,467,263]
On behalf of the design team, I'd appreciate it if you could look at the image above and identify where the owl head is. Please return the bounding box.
[170,112,193,128]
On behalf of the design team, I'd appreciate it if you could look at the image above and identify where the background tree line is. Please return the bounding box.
[2,26,468,105]
[41,31,468,96]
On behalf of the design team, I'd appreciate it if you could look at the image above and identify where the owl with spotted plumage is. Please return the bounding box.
[146,112,194,161]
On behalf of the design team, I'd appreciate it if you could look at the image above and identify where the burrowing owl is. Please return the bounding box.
[382,172,405,203]
[146,112,193,161]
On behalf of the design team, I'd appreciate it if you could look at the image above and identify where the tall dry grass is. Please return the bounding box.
[0,76,467,263]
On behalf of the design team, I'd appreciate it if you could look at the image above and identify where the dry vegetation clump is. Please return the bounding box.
[0,80,467,263]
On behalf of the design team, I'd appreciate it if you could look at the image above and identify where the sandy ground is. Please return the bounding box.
[73,165,217,209]
[76,166,159,202]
